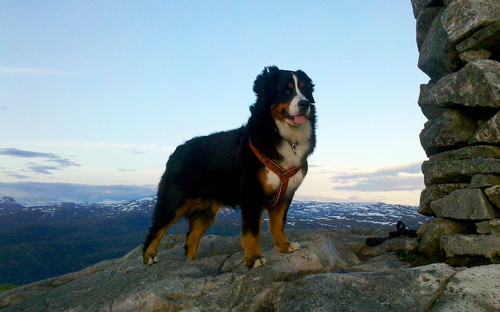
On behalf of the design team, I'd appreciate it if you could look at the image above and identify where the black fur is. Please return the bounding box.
[143,66,316,259]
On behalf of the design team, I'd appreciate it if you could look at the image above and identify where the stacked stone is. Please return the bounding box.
[411,0,500,262]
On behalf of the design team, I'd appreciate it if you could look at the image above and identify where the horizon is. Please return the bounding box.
[0,181,418,207]
[1,2,428,205]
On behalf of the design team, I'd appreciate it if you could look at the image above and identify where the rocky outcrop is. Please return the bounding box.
[1,229,499,312]
[412,0,500,262]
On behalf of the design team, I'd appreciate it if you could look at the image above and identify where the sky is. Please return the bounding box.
[0,1,430,205]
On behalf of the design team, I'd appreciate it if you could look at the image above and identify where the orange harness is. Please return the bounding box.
[249,139,304,209]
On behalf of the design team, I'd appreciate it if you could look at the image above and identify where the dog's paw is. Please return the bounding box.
[143,255,158,266]
[253,257,267,268]
[278,242,301,253]
[245,256,267,268]
[288,242,300,252]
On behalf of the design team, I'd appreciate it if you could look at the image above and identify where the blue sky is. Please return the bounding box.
[0,1,429,204]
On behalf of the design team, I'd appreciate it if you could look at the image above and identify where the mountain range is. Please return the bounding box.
[0,196,428,286]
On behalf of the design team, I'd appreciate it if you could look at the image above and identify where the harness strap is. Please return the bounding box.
[249,139,303,208]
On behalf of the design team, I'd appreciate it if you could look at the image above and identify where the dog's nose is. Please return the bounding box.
[298,100,310,110]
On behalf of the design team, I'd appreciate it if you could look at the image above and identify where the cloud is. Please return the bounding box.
[47,157,81,167]
[0,67,74,76]
[331,162,424,192]
[28,165,61,174]
[0,148,81,176]
[9,174,31,179]
[131,150,145,154]
[1,170,31,180]
[23,141,176,154]
[0,148,61,159]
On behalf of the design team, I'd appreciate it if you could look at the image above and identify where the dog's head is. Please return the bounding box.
[252,66,315,127]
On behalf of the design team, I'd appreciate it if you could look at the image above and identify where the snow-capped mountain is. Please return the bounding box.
[0,196,427,230]
[285,201,427,229]
[0,196,156,224]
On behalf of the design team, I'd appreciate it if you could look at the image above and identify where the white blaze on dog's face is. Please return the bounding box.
[288,73,310,120]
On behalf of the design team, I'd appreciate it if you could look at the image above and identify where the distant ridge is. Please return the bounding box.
[0,182,157,204]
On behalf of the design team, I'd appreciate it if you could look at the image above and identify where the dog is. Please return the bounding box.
[143,66,316,268]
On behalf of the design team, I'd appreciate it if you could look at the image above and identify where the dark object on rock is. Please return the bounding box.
[366,221,417,246]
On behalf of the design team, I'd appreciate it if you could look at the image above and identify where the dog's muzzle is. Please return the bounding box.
[298,100,310,115]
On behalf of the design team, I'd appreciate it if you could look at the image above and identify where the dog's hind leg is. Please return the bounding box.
[268,199,300,253]
[143,197,189,265]
[184,201,221,260]
[143,213,183,265]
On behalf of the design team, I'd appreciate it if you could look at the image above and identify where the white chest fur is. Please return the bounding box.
[264,167,305,197]
[263,119,312,197]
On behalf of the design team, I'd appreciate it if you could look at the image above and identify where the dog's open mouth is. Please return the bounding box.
[282,110,306,125]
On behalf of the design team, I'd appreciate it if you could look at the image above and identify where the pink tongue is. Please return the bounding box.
[294,115,306,125]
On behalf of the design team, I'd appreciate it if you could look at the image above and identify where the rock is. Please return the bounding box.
[418,82,447,120]
[349,252,411,272]
[414,0,500,286]
[420,109,477,156]
[426,145,500,163]
[416,6,441,51]
[469,174,500,189]
[418,8,460,80]
[422,145,500,186]
[419,183,468,216]
[476,219,500,234]
[418,218,472,254]
[430,188,498,220]
[219,234,361,274]
[411,0,443,19]
[470,111,500,145]
[274,263,456,312]
[485,185,500,208]
[456,21,500,53]
[423,158,500,185]
[358,237,419,258]
[426,59,500,109]
[1,229,498,312]
[440,234,500,260]
[441,0,500,43]
[459,49,492,63]
[431,264,500,312]
[0,229,359,312]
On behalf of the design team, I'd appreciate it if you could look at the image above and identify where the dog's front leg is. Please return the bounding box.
[241,207,266,268]
[268,199,300,253]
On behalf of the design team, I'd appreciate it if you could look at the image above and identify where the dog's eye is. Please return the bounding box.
[284,82,294,95]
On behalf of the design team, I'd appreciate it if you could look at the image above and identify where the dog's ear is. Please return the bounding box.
[253,66,280,100]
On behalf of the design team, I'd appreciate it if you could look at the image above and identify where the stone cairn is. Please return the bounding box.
[411,0,500,263]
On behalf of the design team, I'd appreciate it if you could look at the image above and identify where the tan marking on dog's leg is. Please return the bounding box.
[185,201,220,260]
[143,201,191,265]
[143,223,173,265]
[268,202,299,253]
[241,232,265,268]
